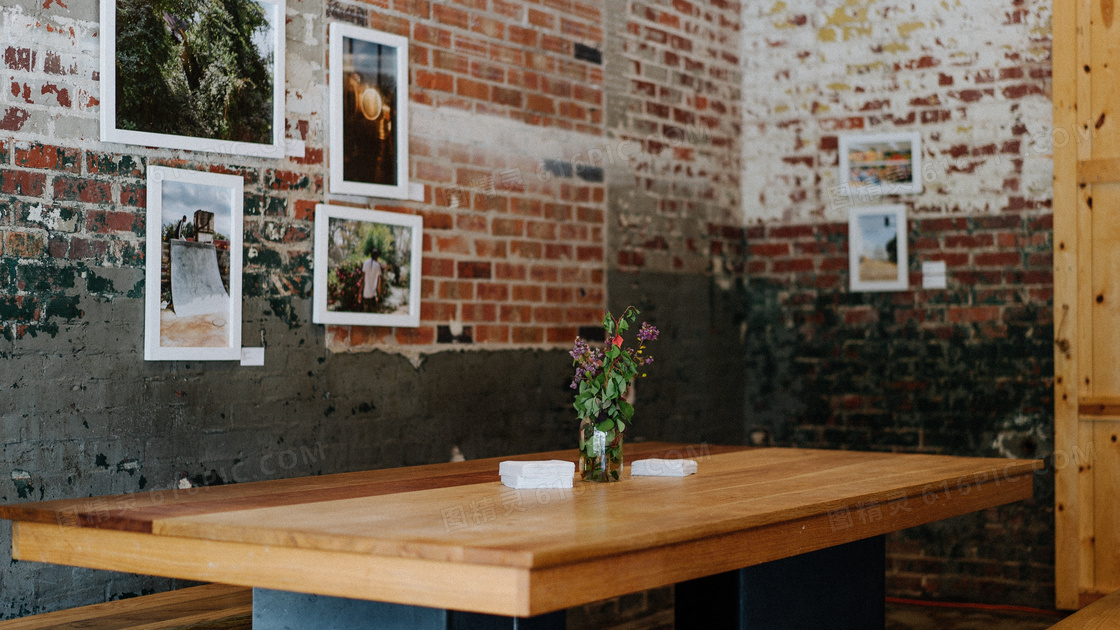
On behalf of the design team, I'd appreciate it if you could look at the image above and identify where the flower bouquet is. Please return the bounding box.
[570,307,658,482]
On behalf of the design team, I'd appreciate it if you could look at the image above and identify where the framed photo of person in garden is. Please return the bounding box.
[312,205,422,327]
[100,0,285,158]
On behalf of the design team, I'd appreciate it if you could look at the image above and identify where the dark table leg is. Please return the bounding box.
[252,589,565,630]
[675,535,886,630]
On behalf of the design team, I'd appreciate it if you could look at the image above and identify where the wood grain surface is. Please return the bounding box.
[3,444,1041,616]
[0,583,250,630]
[1052,586,1120,629]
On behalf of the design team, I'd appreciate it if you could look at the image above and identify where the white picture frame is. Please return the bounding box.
[848,204,909,292]
[145,167,244,361]
[329,23,411,199]
[838,132,922,196]
[100,0,286,158]
[313,205,422,327]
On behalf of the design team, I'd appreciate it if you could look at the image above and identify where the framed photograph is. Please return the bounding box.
[329,23,410,199]
[145,167,244,361]
[838,132,922,196]
[313,205,422,327]
[848,204,909,292]
[100,0,286,158]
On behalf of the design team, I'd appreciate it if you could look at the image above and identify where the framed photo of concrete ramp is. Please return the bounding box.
[848,204,908,292]
[100,0,285,158]
[145,167,244,361]
[313,204,422,327]
[329,23,410,199]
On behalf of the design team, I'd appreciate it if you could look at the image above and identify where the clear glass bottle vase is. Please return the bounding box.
[579,417,623,482]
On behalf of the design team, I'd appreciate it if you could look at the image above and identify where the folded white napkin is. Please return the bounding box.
[501,475,574,489]
[630,458,698,477]
[499,460,575,478]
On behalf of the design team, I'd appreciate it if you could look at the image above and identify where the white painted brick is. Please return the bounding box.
[741,0,1052,224]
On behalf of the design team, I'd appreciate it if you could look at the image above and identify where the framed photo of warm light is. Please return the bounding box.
[100,0,286,158]
[848,205,909,292]
[313,205,422,327]
[329,24,410,199]
[145,167,244,361]
[838,132,922,196]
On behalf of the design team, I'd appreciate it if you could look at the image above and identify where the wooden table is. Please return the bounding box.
[0,443,1040,629]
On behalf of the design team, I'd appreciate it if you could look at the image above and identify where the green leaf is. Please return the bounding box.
[596,418,615,432]
[605,379,619,400]
[619,400,634,420]
[617,419,626,432]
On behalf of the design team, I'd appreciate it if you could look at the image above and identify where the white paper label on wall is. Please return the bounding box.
[240,347,265,366]
[921,261,948,289]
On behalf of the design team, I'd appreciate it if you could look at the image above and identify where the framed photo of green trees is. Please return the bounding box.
[312,205,422,328]
[100,0,285,158]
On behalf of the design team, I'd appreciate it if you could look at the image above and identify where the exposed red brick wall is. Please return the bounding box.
[325,0,610,349]
[606,0,744,276]
[0,0,609,349]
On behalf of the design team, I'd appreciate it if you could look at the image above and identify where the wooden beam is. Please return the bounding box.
[1079,158,1120,184]
[1052,0,1089,610]
[1079,396,1120,417]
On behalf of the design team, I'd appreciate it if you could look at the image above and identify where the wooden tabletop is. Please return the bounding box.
[0,443,1041,617]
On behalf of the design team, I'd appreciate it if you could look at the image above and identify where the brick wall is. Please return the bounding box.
[325,0,611,349]
[740,213,1054,606]
[725,0,1056,609]
[740,0,1052,224]
[600,0,1058,612]
[604,0,745,277]
[0,0,609,350]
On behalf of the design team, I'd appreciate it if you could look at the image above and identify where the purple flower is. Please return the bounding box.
[570,337,590,360]
[637,322,659,342]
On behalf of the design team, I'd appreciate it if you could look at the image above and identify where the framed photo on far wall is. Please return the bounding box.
[100,0,285,158]
[313,204,422,327]
[145,167,244,361]
[329,23,410,199]
[839,132,922,196]
[848,204,909,292]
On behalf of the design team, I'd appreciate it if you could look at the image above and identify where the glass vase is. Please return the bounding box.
[579,418,623,482]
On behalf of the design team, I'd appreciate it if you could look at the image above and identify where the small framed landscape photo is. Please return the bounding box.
[145,167,244,361]
[313,205,422,327]
[100,0,286,158]
[848,204,909,292]
[329,23,410,199]
[838,132,922,196]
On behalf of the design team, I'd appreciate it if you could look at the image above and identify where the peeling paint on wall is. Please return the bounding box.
[10,469,33,499]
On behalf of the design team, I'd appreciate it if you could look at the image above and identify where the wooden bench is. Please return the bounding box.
[1051,588,1120,629]
[0,583,251,629]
